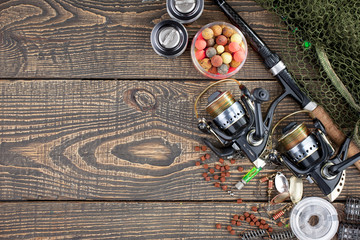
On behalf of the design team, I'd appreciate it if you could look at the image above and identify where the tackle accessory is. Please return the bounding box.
[290,197,339,240]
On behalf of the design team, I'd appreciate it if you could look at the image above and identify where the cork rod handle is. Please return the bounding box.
[310,105,360,170]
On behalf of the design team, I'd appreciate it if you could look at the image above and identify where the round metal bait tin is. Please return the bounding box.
[151,20,188,58]
[166,0,204,24]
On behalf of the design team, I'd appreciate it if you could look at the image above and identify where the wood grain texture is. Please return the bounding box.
[0,1,356,239]
[0,201,344,239]
[0,0,293,79]
[1,80,359,201]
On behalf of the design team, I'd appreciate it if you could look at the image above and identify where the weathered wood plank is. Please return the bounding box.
[0,201,345,239]
[0,80,359,201]
[0,0,293,79]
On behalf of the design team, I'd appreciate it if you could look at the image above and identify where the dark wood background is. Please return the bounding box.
[0,0,358,239]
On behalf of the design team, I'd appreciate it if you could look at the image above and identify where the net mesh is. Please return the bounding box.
[253,0,360,146]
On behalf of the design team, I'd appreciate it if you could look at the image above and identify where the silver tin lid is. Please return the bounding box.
[167,0,204,24]
[158,27,180,49]
[150,20,188,58]
[175,0,196,14]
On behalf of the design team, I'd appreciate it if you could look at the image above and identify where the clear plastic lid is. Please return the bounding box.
[290,197,339,240]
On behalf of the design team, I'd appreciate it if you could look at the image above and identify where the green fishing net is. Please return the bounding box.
[253,0,360,146]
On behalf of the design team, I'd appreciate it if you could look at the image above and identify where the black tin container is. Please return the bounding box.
[167,0,204,24]
[150,19,188,58]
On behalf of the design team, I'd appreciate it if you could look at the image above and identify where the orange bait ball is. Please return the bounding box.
[216,35,228,46]
[211,55,223,67]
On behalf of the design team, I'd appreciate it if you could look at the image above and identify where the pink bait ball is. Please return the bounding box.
[234,50,246,63]
[195,39,207,50]
[229,42,241,53]
[197,33,204,41]
[195,50,206,60]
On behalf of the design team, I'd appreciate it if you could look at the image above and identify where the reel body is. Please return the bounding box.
[276,121,346,201]
[196,80,278,189]
[198,87,271,168]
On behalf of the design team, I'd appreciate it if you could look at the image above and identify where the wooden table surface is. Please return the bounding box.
[0,0,358,239]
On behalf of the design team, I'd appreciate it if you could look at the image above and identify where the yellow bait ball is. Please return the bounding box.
[216,45,225,54]
[231,33,243,44]
[221,52,232,64]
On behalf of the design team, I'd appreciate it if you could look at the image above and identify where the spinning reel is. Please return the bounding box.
[273,118,360,201]
[195,79,360,201]
[195,79,277,190]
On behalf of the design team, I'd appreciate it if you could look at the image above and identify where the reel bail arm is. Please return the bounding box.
[202,138,235,158]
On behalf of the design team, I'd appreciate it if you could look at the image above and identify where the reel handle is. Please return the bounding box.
[310,105,360,170]
[329,152,360,175]
[252,88,269,140]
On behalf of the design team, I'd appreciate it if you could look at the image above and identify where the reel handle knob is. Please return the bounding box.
[252,88,270,103]
[198,122,208,133]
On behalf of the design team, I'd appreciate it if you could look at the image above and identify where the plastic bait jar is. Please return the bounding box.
[191,22,247,79]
